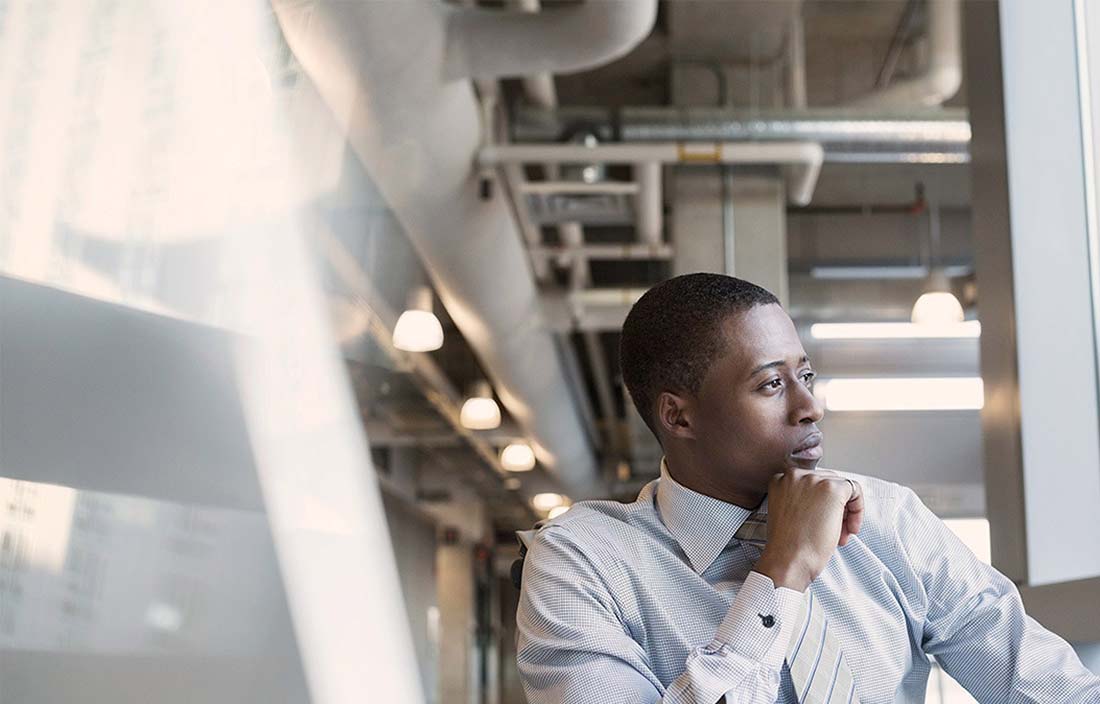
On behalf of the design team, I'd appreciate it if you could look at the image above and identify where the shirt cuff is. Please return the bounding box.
[711,570,803,669]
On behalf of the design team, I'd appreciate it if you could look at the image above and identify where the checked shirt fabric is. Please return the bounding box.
[734,512,859,704]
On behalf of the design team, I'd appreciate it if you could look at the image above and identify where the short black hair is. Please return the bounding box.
[619,273,780,441]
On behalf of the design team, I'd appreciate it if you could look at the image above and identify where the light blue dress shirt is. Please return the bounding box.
[515,460,1100,703]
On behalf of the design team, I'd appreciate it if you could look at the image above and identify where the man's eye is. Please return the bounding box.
[763,378,783,390]
[800,371,816,385]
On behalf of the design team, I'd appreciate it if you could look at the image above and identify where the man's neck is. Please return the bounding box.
[664,450,765,509]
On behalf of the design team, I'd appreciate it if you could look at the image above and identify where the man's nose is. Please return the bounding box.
[790,378,825,425]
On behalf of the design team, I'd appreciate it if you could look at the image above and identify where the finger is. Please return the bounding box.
[844,479,864,536]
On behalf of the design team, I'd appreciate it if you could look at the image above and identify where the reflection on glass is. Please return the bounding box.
[0,0,423,701]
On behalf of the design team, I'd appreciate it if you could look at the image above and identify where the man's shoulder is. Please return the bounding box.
[520,486,660,561]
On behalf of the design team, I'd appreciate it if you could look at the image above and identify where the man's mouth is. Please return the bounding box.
[791,432,824,460]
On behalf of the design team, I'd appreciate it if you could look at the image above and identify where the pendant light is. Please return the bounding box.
[911,195,964,325]
[500,441,536,472]
[459,380,501,430]
[392,285,443,352]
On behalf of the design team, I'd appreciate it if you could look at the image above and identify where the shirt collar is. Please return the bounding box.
[655,457,765,575]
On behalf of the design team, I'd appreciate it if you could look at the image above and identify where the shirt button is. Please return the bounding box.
[758,613,775,628]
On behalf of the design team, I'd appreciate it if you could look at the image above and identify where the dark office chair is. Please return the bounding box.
[510,542,527,590]
[511,522,544,590]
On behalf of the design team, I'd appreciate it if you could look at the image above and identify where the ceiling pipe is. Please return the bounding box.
[511,105,971,164]
[271,0,657,499]
[636,161,663,244]
[784,11,808,109]
[512,0,561,108]
[444,0,658,81]
[843,0,962,108]
[504,0,627,479]
[480,141,824,206]
[874,0,923,91]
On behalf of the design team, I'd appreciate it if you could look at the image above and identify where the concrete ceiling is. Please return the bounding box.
[666,0,803,60]
[367,0,980,529]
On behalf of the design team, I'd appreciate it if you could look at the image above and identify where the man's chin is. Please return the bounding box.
[787,455,822,471]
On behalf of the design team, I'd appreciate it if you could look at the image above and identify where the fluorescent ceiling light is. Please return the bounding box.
[810,321,981,339]
[810,265,928,280]
[809,264,972,280]
[815,377,984,411]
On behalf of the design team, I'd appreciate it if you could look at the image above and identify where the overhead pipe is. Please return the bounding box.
[444,0,658,81]
[503,0,630,474]
[874,0,923,91]
[271,0,657,499]
[505,0,590,294]
[784,11,807,109]
[480,141,824,206]
[512,0,562,108]
[844,0,962,108]
[529,243,673,261]
[636,161,663,244]
[511,105,971,164]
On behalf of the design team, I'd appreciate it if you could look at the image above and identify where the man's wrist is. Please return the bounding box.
[754,553,811,592]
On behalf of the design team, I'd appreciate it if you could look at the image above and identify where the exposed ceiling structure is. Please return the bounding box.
[276,0,979,539]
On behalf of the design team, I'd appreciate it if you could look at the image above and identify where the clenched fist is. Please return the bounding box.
[753,469,864,592]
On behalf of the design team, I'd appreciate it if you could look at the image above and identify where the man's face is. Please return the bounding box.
[690,303,825,495]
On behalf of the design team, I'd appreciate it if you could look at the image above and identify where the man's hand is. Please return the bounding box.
[753,469,864,592]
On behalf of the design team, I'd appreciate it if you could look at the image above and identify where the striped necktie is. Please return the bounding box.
[734,512,861,704]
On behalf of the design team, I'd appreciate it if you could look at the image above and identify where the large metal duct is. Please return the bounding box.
[511,106,972,164]
[272,1,656,499]
[445,0,657,80]
[844,0,962,108]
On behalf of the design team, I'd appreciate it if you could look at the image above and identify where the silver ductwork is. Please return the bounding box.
[272,0,657,499]
[444,0,657,81]
[843,0,962,108]
[511,106,972,164]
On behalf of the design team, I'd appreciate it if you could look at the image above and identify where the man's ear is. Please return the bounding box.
[656,390,696,441]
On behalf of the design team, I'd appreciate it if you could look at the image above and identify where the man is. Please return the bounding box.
[515,273,1100,703]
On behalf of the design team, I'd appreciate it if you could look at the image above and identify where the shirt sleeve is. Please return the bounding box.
[891,486,1100,702]
[516,525,803,704]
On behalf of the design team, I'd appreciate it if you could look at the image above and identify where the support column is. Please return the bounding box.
[671,168,789,306]
[969,0,1100,639]
[437,540,478,704]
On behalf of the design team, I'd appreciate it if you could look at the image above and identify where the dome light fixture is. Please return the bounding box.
[500,442,536,472]
[459,380,501,430]
[547,505,570,519]
[911,269,964,326]
[392,286,443,352]
[532,492,565,512]
[911,197,966,327]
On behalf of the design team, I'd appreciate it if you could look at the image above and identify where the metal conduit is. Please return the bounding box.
[511,106,972,164]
